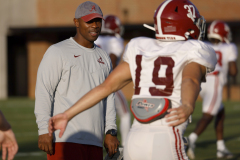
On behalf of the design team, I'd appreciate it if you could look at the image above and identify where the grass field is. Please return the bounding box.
[0,97,240,160]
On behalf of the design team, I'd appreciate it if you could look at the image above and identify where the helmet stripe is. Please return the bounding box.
[208,20,224,41]
[156,0,172,36]
[209,20,218,34]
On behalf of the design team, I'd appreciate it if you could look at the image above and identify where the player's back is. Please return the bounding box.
[206,42,238,85]
[123,37,216,108]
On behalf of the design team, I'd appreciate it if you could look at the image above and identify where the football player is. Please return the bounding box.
[48,0,217,159]
[95,15,131,147]
[187,20,238,159]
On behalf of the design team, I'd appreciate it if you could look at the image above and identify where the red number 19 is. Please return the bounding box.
[135,55,174,96]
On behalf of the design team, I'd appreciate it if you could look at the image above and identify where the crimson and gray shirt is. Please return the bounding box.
[34,37,116,147]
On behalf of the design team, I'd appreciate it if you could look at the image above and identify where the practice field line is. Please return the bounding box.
[15,132,38,137]
[233,105,240,110]
[16,151,45,157]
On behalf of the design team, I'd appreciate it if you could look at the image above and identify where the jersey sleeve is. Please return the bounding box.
[187,41,217,73]
[34,45,63,135]
[106,37,124,58]
[227,43,238,62]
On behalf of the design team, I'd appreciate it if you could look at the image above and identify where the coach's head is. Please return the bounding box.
[73,1,104,47]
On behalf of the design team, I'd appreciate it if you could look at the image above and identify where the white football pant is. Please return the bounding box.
[200,75,224,115]
[124,118,189,160]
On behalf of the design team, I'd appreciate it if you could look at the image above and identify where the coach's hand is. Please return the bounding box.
[104,134,119,157]
[38,133,53,155]
[165,104,193,126]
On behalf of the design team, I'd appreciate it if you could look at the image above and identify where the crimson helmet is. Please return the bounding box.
[207,20,232,43]
[101,15,123,37]
[144,0,205,41]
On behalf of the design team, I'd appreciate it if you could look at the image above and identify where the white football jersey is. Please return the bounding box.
[95,35,124,60]
[206,42,238,85]
[123,37,217,108]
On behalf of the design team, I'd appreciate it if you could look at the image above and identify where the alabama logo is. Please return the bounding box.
[97,57,105,64]
[89,5,96,12]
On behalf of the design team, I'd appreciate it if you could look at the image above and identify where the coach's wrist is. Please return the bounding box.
[106,129,117,137]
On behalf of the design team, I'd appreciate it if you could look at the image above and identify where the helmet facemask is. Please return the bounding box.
[194,16,206,40]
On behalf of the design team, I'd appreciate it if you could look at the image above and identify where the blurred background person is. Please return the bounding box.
[95,15,131,147]
[0,110,18,160]
[187,20,238,159]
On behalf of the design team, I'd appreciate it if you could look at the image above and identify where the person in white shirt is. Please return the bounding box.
[187,20,238,159]
[95,15,131,147]
[48,0,217,159]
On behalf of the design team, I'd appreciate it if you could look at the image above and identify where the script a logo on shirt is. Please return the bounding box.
[97,57,105,64]
[136,99,155,111]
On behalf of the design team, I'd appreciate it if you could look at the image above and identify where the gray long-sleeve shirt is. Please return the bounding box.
[34,37,116,147]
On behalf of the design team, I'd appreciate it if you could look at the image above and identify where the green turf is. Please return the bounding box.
[185,101,240,160]
[0,98,239,160]
[0,98,45,160]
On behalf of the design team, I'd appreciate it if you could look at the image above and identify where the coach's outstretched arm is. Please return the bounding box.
[48,62,132,137]
[165,62,206,126]
[0,110,18,160]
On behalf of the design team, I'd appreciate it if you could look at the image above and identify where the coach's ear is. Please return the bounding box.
[73,18,80,28]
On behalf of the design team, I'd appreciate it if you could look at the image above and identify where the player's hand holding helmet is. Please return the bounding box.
[104,147,123,160]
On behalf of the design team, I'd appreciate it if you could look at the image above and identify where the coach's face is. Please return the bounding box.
[74,17,102,47]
